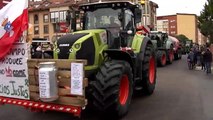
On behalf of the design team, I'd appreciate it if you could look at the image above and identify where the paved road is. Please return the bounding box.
[0,55,213,120]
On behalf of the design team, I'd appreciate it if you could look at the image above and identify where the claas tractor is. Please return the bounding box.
[54,1,156,117]
[150,31,174,66]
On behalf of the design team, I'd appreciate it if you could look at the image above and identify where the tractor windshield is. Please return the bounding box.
[85,8,121,37]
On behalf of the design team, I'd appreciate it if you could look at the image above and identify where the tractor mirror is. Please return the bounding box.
[134,7,142,24]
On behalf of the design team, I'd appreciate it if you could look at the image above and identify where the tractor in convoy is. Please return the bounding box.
[54,0,157,117]
[149,31,174,67]
[169,36,182,60]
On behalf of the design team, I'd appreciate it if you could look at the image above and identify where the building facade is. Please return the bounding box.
[0,0,157,42]
[156,13,206,44]
[141,0,158,30]
[28,0,84,42]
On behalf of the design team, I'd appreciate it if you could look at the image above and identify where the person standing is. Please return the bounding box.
[187,49,195,70]
[193,48,198,67]
[201,50,206,70]
[203,48,212,74]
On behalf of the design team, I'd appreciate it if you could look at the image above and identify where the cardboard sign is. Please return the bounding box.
[39,71,50,98]
[0,43,29,99]
[71,63,84,96]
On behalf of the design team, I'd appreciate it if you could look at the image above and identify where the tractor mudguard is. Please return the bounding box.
[166,39,174,50]
[135,37,154,80]
[104,49,135,74]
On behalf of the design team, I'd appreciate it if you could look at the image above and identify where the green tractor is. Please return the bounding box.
[150,31,174,66]
[54,1,156,117]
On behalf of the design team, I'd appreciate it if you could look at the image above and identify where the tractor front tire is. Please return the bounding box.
[142,44,157,95]
[157,50,167,67]
[90,60,133,117]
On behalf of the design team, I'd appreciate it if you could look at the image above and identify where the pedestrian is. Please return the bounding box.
[193,48,198,67]
[200,50,206,70]
[203,48,212,74]
[187,49,195,70]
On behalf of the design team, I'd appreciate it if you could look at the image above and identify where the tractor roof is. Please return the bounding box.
[150,31,167,34]
[79,1,137,11]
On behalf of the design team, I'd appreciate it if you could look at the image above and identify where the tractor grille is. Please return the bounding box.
[76,37,95,65]
[57,33,88,59]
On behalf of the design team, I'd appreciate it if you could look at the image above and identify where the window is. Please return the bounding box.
[34,14,39,24]
[171,26,176,28]
[171,31,176,34]
[84,8,121,30]
[59,11,67,22]
[44,36,49,41]
[50,11,67,23]
[44,25,49,34]
[43,14,49,23]
[124,10,134,31]
[170,20,176,23]
[53,24,60,33]
[34,26,39,34]
[51,12,59,23]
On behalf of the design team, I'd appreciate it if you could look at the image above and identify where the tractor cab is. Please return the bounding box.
[150,31,168,48]
[80,1,142,48]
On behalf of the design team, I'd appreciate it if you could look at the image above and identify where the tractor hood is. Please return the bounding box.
[54,29,107,65]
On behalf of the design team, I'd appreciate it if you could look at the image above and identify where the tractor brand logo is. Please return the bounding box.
[59,44,70,47]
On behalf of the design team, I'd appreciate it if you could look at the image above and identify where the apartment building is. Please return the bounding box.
[141,0,158,30]
[28,0,84,42]
[156,13,206,44]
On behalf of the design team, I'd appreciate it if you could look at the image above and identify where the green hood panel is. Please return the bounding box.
[74,29,107,34]
[54,29,108,70]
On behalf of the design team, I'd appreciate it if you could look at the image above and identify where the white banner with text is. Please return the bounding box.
[0,43,29,99]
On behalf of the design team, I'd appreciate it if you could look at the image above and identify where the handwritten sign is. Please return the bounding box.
[0,43,29,99]
[39,71,50,98]
[71,63,84,96]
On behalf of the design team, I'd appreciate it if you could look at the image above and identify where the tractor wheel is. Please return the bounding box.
[141,44,157,95]
[178,49,182,59]
[174,49,182,60]
[157,50,167,67]
[167,46,174,64]
[90,60,133,117]
[174,52,178,60]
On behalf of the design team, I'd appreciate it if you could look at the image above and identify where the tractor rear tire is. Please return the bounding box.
[178,49,182,59]
[141,44,157,95]
[90,60,133,117]
[157,50,167,67]
[174,49,182,60]
[167,46,174,64]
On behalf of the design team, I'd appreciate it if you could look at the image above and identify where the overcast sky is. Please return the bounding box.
[151,0,207,16]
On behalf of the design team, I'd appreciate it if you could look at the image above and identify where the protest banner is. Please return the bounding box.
[0,43,29,99]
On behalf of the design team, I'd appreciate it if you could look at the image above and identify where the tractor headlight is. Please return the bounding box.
[69,48,73,53]
[74,43,81,49]
[54,48,60,53]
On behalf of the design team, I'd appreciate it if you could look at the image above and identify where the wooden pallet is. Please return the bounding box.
[27,59,88,107]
